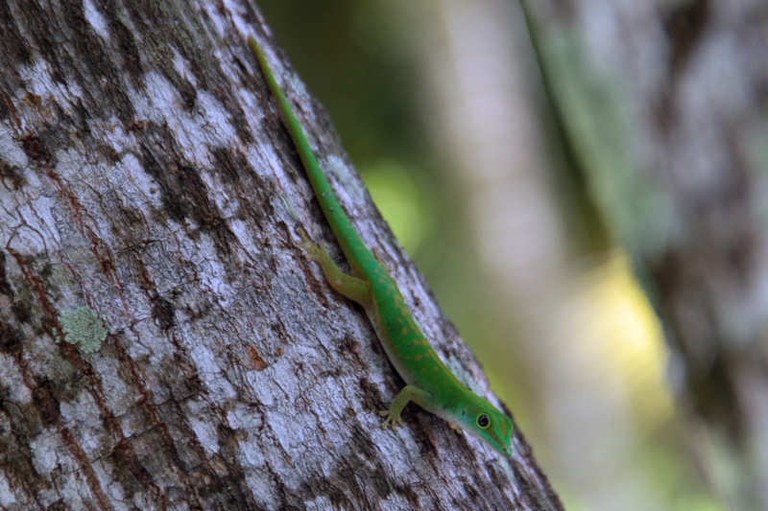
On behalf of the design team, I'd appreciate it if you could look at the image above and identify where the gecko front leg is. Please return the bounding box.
[379,385,432,430]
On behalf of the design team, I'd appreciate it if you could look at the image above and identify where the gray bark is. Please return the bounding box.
[0,1,561,509]
[522,0,768,509]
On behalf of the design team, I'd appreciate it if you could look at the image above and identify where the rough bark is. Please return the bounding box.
[523,0,768,509]
[0,1,561,509]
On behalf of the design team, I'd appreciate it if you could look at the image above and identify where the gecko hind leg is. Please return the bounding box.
[297,227,371,306]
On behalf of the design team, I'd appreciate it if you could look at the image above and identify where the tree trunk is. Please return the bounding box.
[0,1,561,509]
[522,0,768,509]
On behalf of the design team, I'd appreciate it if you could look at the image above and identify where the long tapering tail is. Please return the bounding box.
[248,36,376,275]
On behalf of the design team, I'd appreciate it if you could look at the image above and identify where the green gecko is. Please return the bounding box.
[248,36,513,457]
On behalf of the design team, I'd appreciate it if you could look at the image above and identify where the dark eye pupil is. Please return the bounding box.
[477,414,490,428]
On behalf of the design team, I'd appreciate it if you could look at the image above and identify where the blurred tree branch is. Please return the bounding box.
[522,0,768,508]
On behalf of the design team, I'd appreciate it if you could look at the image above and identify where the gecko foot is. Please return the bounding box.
[379,409,402,430]
[295,226,323,261]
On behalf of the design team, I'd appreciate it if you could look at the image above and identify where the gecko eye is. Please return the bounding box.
[476,413,490,429]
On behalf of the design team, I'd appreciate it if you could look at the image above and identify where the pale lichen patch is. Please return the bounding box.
[0,123,29,168]
[186,399,220,456]
[56,306,109,354]
[83,0,110,40]
[187,343,236,400]
[30,427,69,474]
[18,58,85,115]
[171,48,198,87]
[0,353,32,404]
[127,71,236,167]
[0,471,16,507]
[197,89,238,143]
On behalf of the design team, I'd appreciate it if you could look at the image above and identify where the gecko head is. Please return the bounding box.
[448,396,513,457]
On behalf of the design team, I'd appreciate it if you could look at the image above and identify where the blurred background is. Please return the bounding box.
[258,1,763,509]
